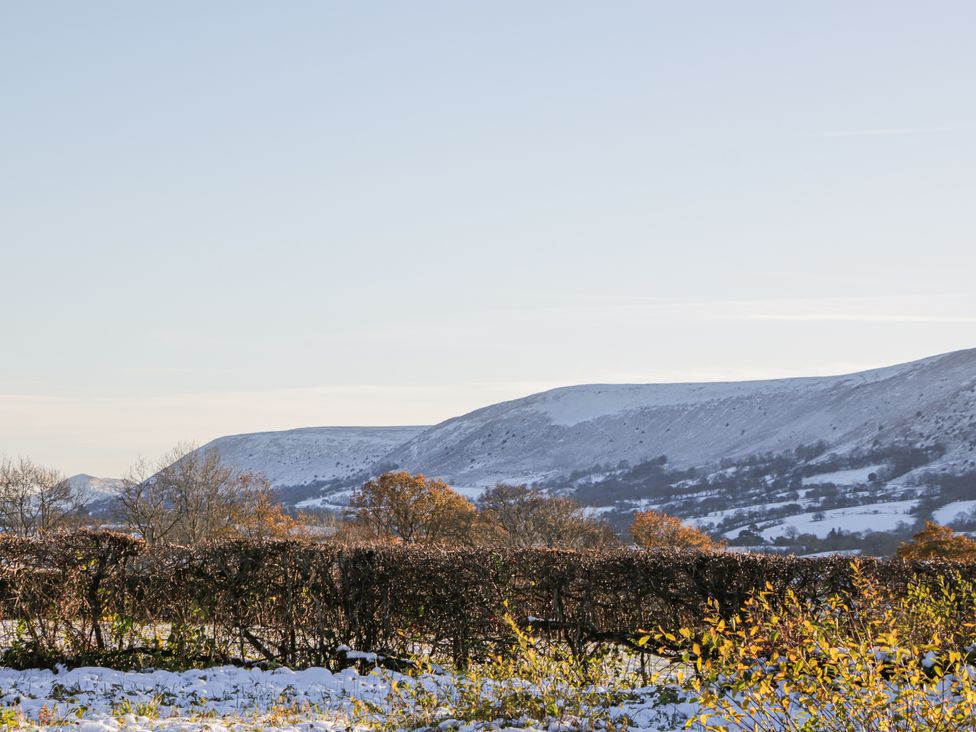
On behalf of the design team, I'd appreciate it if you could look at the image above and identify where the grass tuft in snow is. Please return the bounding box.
[351,612,639,731]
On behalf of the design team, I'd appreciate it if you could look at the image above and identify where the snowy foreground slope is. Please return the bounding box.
[0,664,693,731]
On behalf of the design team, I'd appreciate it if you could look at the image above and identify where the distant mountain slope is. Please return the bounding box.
[197,426,428,488]
[68,474,125,505]
[127,349,976,551]
[388,348,976,487]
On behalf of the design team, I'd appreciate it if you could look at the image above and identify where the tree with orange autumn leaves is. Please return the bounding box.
[347,470,477,544]
[630,509,724,551]
[345,474,728,550]
[896,520,976,562]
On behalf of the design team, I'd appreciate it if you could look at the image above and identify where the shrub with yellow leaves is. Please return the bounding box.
[653,563,976,731]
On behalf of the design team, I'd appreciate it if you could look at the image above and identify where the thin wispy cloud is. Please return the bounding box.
[729,314,976,324]
[815,125,974,138]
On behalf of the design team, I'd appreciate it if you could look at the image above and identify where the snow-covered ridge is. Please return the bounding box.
[387,347,976,487]
[67,474,125,505]
[197,425,428,488]
[526,353,946,427]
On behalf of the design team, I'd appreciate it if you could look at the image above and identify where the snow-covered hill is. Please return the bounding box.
[67,474,125,505]
[105,348,976,551]
[197,426,428,489]
[387,348,976,488]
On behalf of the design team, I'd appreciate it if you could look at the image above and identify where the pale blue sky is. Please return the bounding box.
[1,1,974,475]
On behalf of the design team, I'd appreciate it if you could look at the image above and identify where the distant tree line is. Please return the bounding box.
[339,470,718,551]
[0,448,720,552]
[0,457,84,536]
[115,443,308,545]
[0,445,310,545]
[5,437,965,559]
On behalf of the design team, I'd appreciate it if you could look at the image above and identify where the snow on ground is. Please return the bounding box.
[733,500,919,541]
[933,500,976,525]
[689,500,812,527]
[448,484,493,500]
[297,484,490,510]
[295,489,356,510]
[801,465,884,486]
[294,494,345,509]
[0,665,694,731]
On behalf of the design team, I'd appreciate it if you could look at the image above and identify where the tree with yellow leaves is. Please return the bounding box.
[231,472,310,541]
[896,520,976,561]
[630,509,723,551]
[348,471,475,544]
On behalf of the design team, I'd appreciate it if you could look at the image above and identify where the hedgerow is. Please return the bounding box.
[1,530,973,671]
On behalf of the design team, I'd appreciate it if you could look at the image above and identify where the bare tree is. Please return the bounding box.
[116,451,181,545]
[0,456,84,536]
[164,447,240,545]
[477,483,617,549]
[116,443,244,545]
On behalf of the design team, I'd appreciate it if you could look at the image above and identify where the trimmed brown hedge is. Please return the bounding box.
[0,531,971,670]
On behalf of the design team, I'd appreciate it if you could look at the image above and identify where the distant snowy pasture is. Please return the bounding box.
[725,500,919,541]
[932,500,976,526]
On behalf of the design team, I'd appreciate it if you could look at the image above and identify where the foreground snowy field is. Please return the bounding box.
[0,665,693,731]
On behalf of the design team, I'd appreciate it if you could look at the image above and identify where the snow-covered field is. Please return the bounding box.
[0,665,693,731]
[801,465,884,486]
[736,500,919,541]
[689,500,811,528]
[932,500,976,525]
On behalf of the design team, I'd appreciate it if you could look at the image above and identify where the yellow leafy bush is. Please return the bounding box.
[656,564,976,731]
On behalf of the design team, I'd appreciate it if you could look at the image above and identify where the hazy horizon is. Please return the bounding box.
[2,2,974,476]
